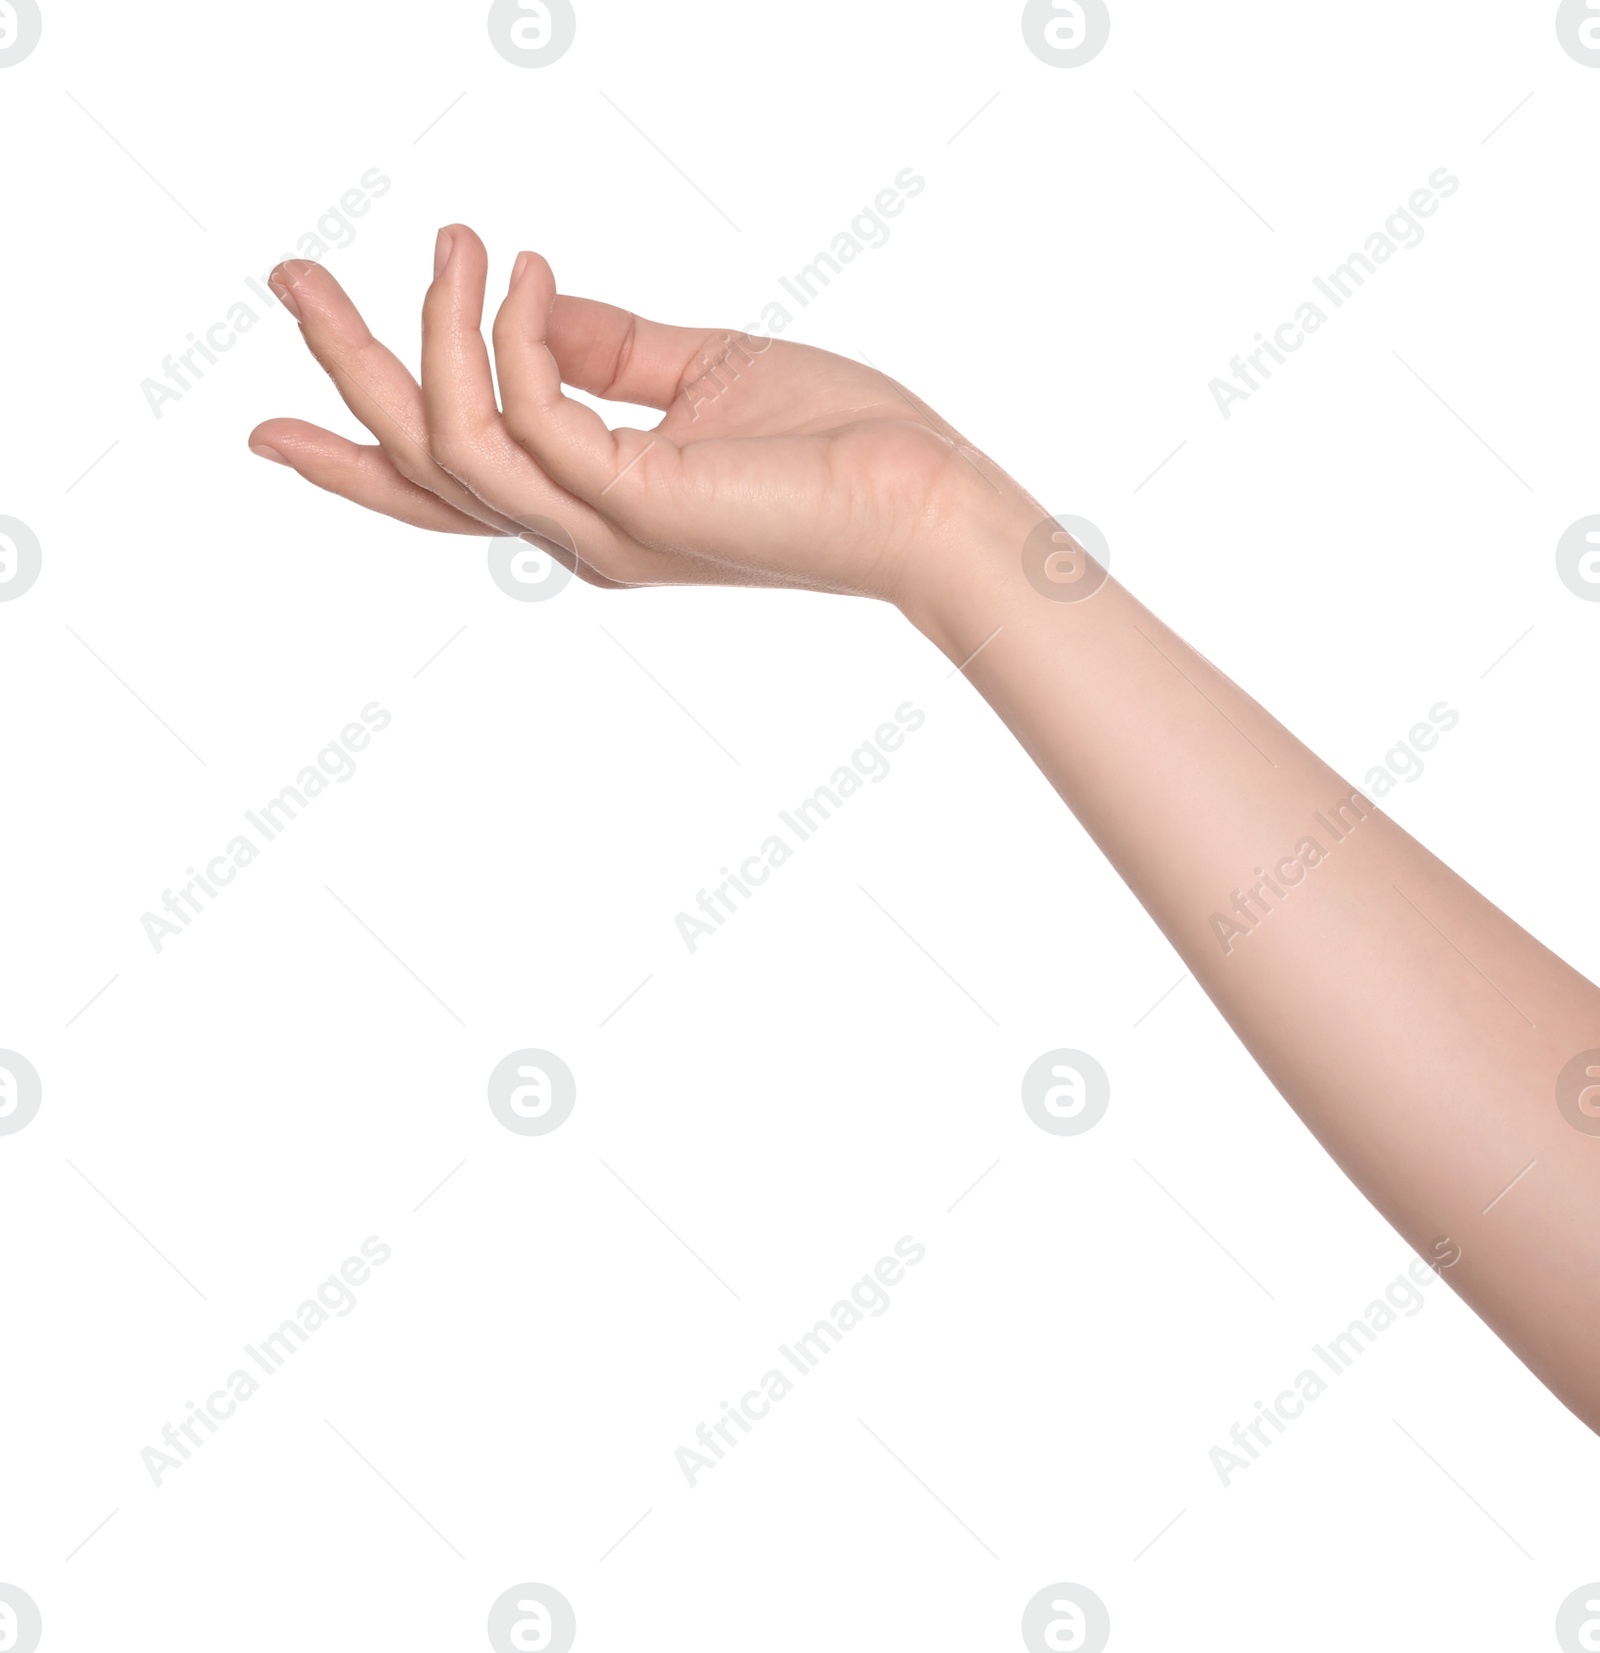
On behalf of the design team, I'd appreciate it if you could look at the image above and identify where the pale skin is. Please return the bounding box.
[251,225,1600,1433]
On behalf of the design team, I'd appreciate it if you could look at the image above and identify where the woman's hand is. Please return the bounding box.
[248,224,1024,608]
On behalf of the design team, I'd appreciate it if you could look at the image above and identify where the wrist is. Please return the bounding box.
[895,489,1118,668]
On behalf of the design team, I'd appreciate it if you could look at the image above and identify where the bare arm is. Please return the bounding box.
[251,227,1600,1432]
[906,519,1600,1431]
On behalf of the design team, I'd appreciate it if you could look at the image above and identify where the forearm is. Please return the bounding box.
[904,496,1600,1430]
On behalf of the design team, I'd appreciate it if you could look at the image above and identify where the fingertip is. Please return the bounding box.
[248,420,293,465]
[498,253,557,345]
[247,418,336,470]
[509,249,554,300]
[268,258,320,319]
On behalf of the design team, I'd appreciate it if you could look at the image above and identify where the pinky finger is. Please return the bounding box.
[249,419,494,535]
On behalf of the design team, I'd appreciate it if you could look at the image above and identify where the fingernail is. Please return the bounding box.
[510,251,530,290]
[268,275,303,321]
[435,227,455,278]
[249,443,289,466]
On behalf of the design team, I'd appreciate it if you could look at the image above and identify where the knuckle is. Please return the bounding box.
[426,406,500,480]
[502,404,543,454]
[599,313,640,400]
[429,427,478,480]
[385,439,435,490]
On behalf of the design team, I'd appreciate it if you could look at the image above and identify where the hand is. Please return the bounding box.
[249,224,1024,608]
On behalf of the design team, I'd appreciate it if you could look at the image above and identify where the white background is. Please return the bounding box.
[2,1,1599,1648]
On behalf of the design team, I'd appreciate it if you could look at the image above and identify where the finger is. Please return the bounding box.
[421,226,597,524]
[546,291,724,412]
[248,419,815,594]
[492,251,670,505]
[432,234,765,588]
[249,416,633,590]
[269,258,524,536]
[421,227,695,585]
[420,225,504,475]
[248,419,495,534]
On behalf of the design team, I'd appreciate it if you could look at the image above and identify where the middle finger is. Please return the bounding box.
[270,257,524,536]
